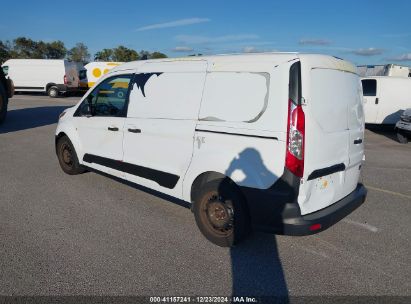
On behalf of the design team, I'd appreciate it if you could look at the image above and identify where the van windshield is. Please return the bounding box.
[79,70,87,80]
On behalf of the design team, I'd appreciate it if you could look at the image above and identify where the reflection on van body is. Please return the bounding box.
[55,53,367,247]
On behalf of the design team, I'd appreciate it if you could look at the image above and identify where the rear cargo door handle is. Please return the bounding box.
[107,126,119,131]
[354,139,363,145]
[128,128,141,133]
[375,98,379,104]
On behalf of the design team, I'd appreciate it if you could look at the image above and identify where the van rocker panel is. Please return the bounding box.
[83,154,179,189]
[240,169,367,235]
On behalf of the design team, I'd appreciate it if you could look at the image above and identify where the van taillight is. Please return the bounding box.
[64,75,67,85]
[285,98,305,177]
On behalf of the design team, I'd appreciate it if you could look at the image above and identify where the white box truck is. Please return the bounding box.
[361,76,411,124]
[79,62,123,90]
[1,59,81,97]
[358,64,410,78]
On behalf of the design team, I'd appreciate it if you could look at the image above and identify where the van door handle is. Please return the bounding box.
[375,98,379,104]
[128,128,141,133]
[108,126,119,131]
[354,139,363,145]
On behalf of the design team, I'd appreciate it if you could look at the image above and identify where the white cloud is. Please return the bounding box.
[172,46,194,52]
[136,18,210,31]
[299,38,331,46]
[350,48,384,56]
[242,46,258,53]
[387,53,411,61]
[175,34,259,45]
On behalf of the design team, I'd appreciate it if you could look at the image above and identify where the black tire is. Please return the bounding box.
[48,86,59,98]
[397,131,409,144]
[193,179,250,247]
[0,83,7,125]
[56,136,86,175]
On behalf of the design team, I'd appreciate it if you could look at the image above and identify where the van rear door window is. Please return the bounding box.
[361,79,377,96]
[199,72,269,123]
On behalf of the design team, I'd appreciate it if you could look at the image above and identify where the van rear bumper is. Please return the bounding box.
[241,171,367,235]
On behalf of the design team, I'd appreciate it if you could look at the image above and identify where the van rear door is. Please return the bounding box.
[299,66,364,215]
[361,78,379,123]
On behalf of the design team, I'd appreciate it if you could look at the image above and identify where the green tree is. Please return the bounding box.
[0,41,11,64]
[112,46,139,62]
[150,51,167,59]
[13,37,38,58]
[139,50,150,60]
[45,40,66,59]
[6,37,67,60]
[94,48,114,61]
[67,42,90,63]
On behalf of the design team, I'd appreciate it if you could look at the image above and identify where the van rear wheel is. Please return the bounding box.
[397,132,408,144]
[193,179,250,247]
[56,136,85,175]
[48,86,59,98]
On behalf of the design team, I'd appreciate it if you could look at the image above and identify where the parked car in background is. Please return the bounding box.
[0,67,14,124]
[81,61,123,89]
[1,59,81,97]
[55,53,367,247]
[361,76,411,125]
[395,108,411,143]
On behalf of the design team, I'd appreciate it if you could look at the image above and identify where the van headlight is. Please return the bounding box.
[59,111,66,119]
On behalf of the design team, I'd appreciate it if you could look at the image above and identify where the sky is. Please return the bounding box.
[1,0,410,65]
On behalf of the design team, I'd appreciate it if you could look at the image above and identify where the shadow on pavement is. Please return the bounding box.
[365,124,399,143]
[231,233,288,300]
[224,148,289,300]
[0,106,69,134]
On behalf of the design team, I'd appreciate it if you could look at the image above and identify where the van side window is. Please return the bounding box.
[361,79,377,96]
[77,75,132,117]
[199,72,269,123]
[127,72,206,119]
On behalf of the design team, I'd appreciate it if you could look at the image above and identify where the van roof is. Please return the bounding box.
[2,59,69,66]
[111,52,357,74]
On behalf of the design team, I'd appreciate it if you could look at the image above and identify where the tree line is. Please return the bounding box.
[0,37,167,64]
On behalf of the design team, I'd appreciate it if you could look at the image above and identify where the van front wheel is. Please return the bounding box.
[56,136,85,175]
[193,179,250,247]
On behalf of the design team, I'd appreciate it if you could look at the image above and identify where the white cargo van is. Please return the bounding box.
[1,59,81,97]
[361,76,411,124]
[55,53,367,247]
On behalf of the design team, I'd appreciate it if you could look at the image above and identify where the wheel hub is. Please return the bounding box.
[206,200,233,229]
[61,145,72,165]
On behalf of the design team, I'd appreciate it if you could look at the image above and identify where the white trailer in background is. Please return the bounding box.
[358,64,410,78]
[361,76,411,124]
[79,62,123,90]
[1,59,81,97]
